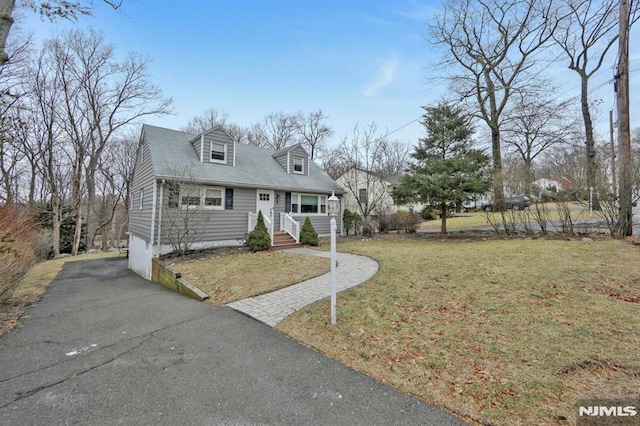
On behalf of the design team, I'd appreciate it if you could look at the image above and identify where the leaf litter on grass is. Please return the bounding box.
[277,236,640,425]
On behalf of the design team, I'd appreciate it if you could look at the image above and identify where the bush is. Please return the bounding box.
[246,211,271,252]
[343,209,362,236]
[0,204,37,304]
[392,211,422,233]
[376,208,393,233]
[300,217,319,246]
[421,205,439,221]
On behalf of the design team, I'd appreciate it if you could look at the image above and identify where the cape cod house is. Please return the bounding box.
[128,124,344,279]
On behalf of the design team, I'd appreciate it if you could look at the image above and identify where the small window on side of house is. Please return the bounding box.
[358,188,368,203]
[293,157,304,174]
[139,189,144,210]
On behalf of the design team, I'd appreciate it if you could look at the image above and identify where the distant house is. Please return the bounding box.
[533,177,573,194]
[128,124,343,279]
[336,168,421,218]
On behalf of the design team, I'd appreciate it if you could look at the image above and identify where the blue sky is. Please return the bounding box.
[17,0,639,149]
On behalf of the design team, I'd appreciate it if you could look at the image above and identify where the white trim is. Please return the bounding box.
[210,141,227,164]
[290,193,327,215]
[233,139,236,167]
[179,184,225,210]
[293,156,304,174]
[200,134,204,163]
[286,151,290,174]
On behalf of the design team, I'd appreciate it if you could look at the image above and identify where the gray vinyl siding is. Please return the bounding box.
[204,128,234,166]
[128,141,155,242]
[189,135,202,160]
[288,146,309,176]
[273,153,288,172]
[291,214,340,236]
[273,190,286,226]
[157,185,254,244]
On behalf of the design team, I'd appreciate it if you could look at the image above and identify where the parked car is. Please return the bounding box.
[482,195,532,212]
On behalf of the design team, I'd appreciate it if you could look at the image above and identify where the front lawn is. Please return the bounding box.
[277,236,640,425]
[173,249,331,305]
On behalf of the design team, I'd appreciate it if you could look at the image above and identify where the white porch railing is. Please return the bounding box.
[280,213,300,243]
[248,211,274,245]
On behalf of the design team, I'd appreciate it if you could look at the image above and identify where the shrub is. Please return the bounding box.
[246,211,271,252]
[343,209,362,235]
[300,217,319,246]
[0,204,37,304]
[421,205,439,221]
[392,211,422,233]
[376,208,393,233]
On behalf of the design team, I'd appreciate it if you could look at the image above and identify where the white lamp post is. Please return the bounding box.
[327,190,340,325]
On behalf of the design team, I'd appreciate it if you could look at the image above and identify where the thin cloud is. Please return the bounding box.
[362,56,400,97]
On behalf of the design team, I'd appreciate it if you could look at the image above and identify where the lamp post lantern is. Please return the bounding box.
[327,191,339,325]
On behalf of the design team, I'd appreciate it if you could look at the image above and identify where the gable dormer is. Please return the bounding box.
[190,126,235,166]
[272,143,310,176]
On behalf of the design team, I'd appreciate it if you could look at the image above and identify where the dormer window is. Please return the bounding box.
[211,142,227,164]
[293,156,304,174]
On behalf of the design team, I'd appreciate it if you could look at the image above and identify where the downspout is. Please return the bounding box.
[149,179,158,257]
[156,179,165,249]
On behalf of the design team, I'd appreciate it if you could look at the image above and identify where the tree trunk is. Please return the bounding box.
[0,0,15,65]
[51,192,61,258]
[440,203,448,234]
[580,72,600,210]
[71,159,83,256]
[491,126,505,211]
[85,168,96,250]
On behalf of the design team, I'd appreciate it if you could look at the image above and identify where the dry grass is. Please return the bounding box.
[420,202,591,232]
[277,236,640,425]
[173,249,331,305]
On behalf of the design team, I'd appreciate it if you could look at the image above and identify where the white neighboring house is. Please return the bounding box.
[335,168,422,218]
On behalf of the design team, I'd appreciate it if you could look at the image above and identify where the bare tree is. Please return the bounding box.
[93,129,139,250]
[335,122,398,221]
[501,88,575,193]
[551,0,638,209]
[159,168,214,257]
[295,109,334,160]
[247,111,299,150]
[430,0,560,211]
[1,0,123,65]
[180,107,229,134]
[48,29,171,254]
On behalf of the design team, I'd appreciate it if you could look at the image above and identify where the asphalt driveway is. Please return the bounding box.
[0,257,466,425]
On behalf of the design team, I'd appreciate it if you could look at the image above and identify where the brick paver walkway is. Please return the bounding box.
[226,248,379,326]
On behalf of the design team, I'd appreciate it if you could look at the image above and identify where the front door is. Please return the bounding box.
[256,189,274,220]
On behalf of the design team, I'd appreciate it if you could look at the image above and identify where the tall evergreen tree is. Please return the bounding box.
[393,103,491,234]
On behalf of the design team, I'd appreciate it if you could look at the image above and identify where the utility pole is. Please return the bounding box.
[616,0,632,237]
[609,110,617,198]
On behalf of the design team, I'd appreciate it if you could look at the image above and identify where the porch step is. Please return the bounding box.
[272,231,301,250]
